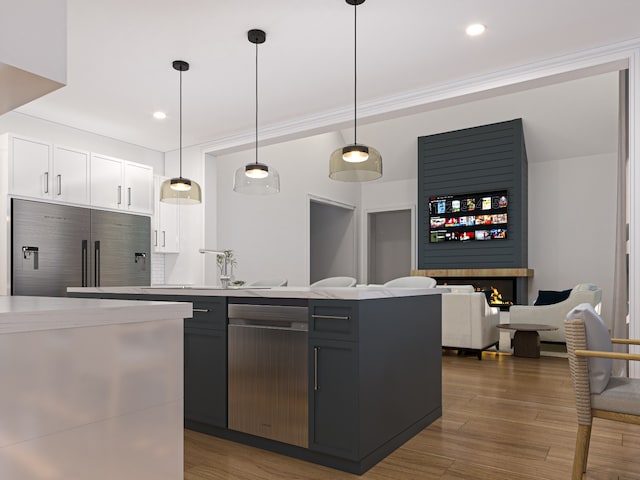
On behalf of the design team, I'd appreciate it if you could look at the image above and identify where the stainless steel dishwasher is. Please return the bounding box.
[227,303,308,448]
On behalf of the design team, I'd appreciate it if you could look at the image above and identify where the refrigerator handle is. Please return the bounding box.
[94,240,101,287]
[81,240,88,287]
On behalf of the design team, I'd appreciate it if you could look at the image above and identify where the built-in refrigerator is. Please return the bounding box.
[11,199,150,296]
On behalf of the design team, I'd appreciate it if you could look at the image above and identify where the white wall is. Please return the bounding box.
[0,112,164,172]
[163,145,205,285]
[309,201,356,283]
[212,132,360,286]
[360,179,417,282]
[528,152,617,326]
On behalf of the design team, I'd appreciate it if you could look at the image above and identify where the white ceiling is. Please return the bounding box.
[14,0,640,153]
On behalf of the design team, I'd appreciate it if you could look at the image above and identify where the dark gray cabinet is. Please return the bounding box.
[307,295,442,472]
[309,337,359,459]
[308,301,359,458]
[184,326,226,427]
[184,299,227,428]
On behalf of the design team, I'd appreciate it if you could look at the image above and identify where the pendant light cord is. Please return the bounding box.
[179,66,183,178]
[353,2,358,145]
[255,41,259,166]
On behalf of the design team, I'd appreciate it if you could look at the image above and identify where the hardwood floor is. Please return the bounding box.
[184,352,640,479]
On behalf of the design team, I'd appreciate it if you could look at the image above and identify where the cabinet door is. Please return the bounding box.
[52,146,89,204]
[125,162,153,214]
[10,136,51,199]
[153,175,179,253]
[184,327,227,428]
[309,338,359,460]
[90,154,123,210]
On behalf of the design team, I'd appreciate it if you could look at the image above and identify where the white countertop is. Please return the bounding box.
[68,285,444,300]
[0,296,192,334]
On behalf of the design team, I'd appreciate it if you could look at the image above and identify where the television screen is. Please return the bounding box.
[428,190,508,243]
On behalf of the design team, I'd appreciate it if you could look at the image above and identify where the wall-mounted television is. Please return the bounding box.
[428,190,508,243]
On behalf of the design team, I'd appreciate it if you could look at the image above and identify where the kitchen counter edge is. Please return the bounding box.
[0,296,192,334]
[67,285,445,300]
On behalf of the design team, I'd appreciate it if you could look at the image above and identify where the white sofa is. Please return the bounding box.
[508,283,602,342]
[437,285,501,358]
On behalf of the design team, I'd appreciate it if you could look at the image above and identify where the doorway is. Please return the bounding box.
[308,197,356,284]
[367,209,413,284]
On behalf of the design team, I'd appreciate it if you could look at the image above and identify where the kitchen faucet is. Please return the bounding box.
[199,249,231,288]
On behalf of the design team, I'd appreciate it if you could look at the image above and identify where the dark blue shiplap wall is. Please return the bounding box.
[417,119,528,269]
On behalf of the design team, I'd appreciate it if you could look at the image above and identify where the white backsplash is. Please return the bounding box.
[150,253,165,285]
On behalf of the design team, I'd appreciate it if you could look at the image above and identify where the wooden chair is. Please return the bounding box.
[564,303,640,480]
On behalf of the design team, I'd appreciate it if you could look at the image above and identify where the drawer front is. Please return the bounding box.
[309,301,357,341]
[184,298,227,330]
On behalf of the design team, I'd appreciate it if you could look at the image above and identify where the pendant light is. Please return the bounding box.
[233,29,280,195]
[329,0,382,182]
[160,60,202,204]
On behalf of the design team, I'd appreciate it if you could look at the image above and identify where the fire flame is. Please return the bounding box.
[490,286,513,306]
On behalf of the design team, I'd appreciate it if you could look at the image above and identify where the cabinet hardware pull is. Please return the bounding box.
[314,347,319,391]
[44,172,49,194]
[311,314,351,321]
[57,174,62,195]
[117,185,122,205]
[162,230,166,247]
[128,187,132,206]
[154,230,158,247]
[94,241,101,287]
[193,308,211,313]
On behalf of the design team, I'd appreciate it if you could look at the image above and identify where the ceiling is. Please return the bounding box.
[14,0,640,153]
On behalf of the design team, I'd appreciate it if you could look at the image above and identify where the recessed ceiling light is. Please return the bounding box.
[153,111,167,120]
[466,24,486,36]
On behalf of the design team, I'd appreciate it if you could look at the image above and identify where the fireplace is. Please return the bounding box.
[438,277,516,310]
[411,268,533,311]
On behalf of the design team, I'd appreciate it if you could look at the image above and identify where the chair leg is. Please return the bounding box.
[572,424,591,480]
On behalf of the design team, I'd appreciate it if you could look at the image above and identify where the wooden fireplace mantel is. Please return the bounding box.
[411,268,534,278]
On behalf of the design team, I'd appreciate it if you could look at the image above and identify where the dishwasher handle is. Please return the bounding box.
[228,318,308,332]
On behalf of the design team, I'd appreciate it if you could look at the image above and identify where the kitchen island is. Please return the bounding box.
[68,285,443,474]
[0,296,191,480]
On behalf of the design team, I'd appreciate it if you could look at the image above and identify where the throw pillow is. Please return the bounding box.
[534,288,572,306]
[566,303,612,394]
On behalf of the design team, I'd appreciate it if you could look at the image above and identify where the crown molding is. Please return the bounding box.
[200,36,640,156]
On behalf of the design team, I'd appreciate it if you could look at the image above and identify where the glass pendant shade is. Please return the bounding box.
[233,163,280,194]
[330,0,382,183]
[329,144,382,182]
[160,176,202,204]
[160,59,202,205]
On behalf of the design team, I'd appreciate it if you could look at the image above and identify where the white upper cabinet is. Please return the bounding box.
[124,162,153,214]
[152,175,179,253]
[8,135,51,199]
[52,145,90,205]
[2,133,153,215]
[90,154,153,214]
[90,153,124,210]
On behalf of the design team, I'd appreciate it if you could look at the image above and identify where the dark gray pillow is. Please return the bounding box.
[534,288,572,306]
